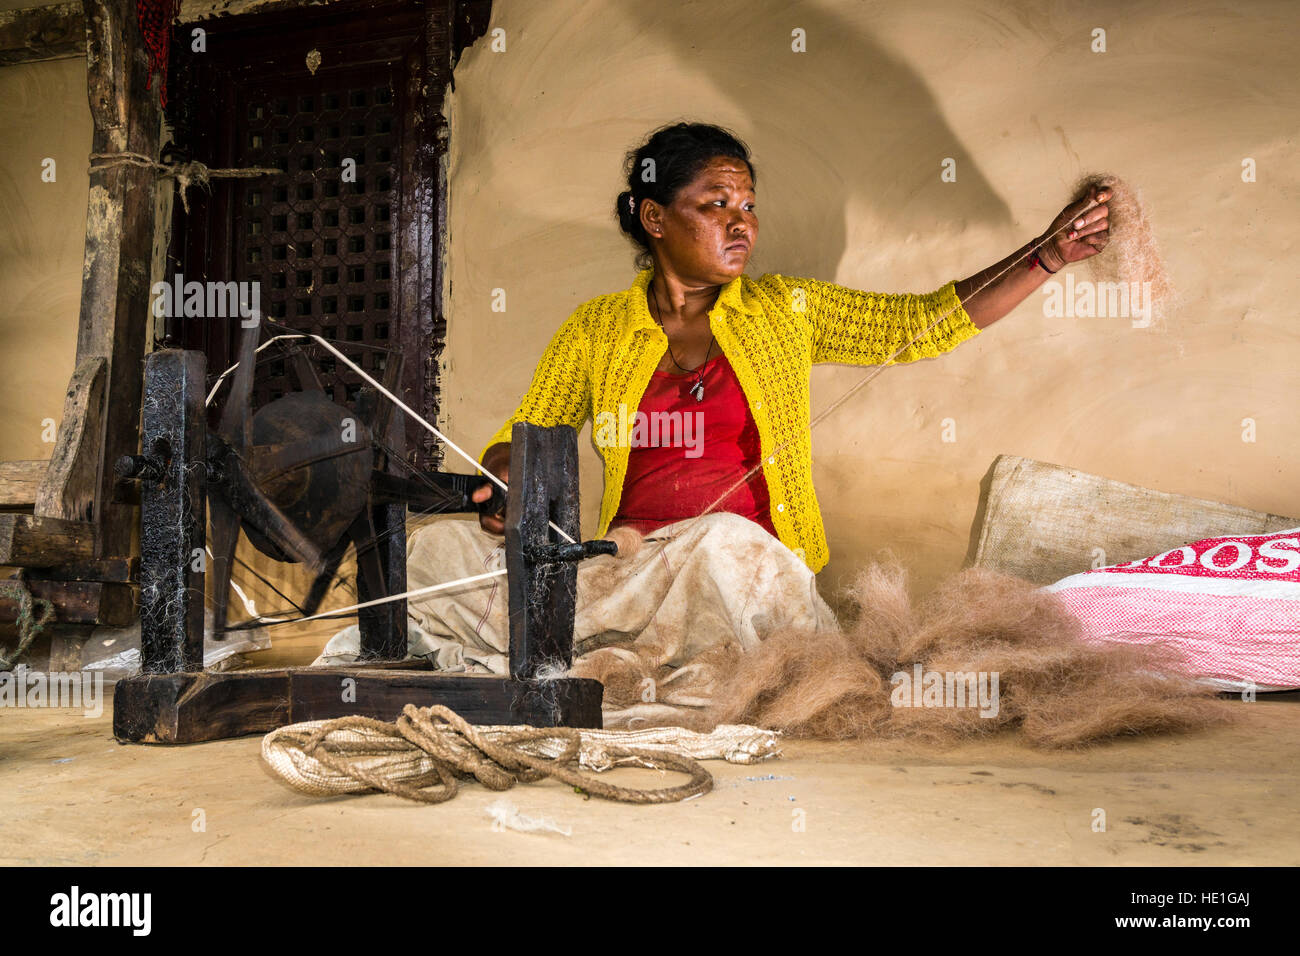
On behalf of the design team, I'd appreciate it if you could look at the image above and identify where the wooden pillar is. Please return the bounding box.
[0,0,160,643]
[42,0,161,564]
[356,386,409,661]
[505,423,581,681]
[131,349,206,673]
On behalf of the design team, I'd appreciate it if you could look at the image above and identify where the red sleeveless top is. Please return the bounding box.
[611,353,775,536]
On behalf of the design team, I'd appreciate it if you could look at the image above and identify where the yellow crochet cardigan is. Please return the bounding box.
[481,267,980,571]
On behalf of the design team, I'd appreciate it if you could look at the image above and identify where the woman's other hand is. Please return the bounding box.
[1038,184,1111,272]
[472,442,511,535]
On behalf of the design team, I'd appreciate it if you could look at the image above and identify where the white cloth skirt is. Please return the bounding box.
[316,512,838,724]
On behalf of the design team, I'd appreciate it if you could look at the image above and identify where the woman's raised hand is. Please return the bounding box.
[1038,184,1112,272]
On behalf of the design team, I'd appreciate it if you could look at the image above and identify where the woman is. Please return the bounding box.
[344,122,1110,692]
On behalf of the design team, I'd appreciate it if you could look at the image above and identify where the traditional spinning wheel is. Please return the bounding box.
[111,323,610,743]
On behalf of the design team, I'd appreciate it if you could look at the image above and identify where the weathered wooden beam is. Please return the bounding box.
[26,555,137,582]
[65,0,161,563]
[34,356,105,522]
[133,349,206,674]
[0,460,49,510]
[0,579,132,628]
[356,386,407,661]
[450,0,492,70]
[505,423,581,682]
[114,671,290,743]
[0,0,481,69]
[113,669,604,743]
[0,2,85,66]
[0,514,95,565]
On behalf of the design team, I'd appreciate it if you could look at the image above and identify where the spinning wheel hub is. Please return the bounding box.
[238,390,375,561]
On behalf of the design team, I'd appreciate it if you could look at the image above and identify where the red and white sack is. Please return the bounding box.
[1043,528,1300,692]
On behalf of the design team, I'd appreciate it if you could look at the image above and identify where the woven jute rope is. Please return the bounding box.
[0,574,54,671]
[87,151,282,214]
[262,704,781,805]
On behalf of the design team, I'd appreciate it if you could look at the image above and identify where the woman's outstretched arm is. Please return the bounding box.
[955,184,1112,329]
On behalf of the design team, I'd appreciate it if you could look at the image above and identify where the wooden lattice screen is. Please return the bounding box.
[237,76,400,411]
[164,0,489,469]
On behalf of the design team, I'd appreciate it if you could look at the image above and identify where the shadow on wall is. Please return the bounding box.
[617,2,1013,278]
[454,2,1013,285]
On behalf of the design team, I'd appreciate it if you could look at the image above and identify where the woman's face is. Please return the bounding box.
[647,155,757,284]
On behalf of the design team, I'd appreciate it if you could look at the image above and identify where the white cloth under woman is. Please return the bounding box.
[316,513,838,725]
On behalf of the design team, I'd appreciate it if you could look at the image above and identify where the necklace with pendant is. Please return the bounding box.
[650,283,714,403]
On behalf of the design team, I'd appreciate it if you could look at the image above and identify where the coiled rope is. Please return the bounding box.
[0,575,55,670]
[263,705,783,804]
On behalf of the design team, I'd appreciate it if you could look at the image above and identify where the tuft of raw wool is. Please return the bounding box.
[570,645,659,710]
[485,798,572,836]
[1073,172,1175,326]
[704,560,1227,749]
[602,525,644,560]
[569,640,734,733]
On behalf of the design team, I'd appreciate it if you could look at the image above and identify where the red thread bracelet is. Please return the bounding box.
[1028,249,1057,274]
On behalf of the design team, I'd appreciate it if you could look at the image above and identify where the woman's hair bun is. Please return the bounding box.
[615,189,637,234]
